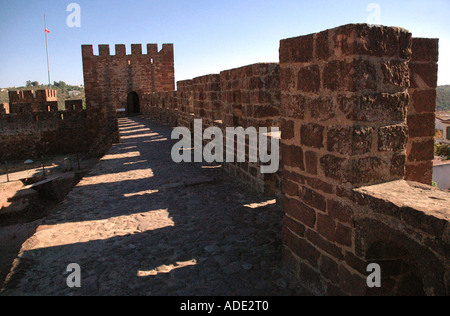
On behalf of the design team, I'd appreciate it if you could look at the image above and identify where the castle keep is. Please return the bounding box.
[81,43,175,154]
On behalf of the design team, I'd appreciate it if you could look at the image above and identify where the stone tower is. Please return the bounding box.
[81,43,175,153]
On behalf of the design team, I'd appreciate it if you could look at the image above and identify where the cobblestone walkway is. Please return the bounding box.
[1,116,307,296]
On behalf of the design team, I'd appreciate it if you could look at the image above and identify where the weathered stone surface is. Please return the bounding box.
[1,117,307,296]
[355,180,449,232]
[0,90,89,161]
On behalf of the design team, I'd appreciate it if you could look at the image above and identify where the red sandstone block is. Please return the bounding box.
[320,155,346,181]
[284,215,306,238]
[411,38,439,63]
[380,60,410,89]
[344,156,388,185]
[343,251,367,275]
[300,186,327,212]
[98,44,110,56]
[264,73,280,90]
[249,77,264,90]
[323,59,377,92]
[280,67,295,91]
[338,92,408,124]
[400,204,447,237]
[327,125,374,155]
[279,34,314,64]
[377,125,408,152]
[293,238,321,269]
[323,155,393,186]
[82,45,94,57]
[281,119,295,140]
[336,186,369,207]
[335,223,353,247]
[331,24,411,59]
[338,264,367,296]
[411,89,437,114]
[283,196,316,228]
[301,123,324,149]
[404,161,433,186]
[305,229,344,260]
[115,44,126,56]
[282,179,299,197]
[319,254,340,285]
[317,214,353,247]
[281,143,304,170]
[297,65,320,93]
[327,199,353,225]
[317,213,336,242]
[281,94,305,120]
[407,113,435,138]
[407,138,435,162]
[307,96,336,122]
[315,30,330,61]
[305,176,334,195]
[390,153,407,178]
[410,63,438,89]
[240,91,251,104]
[304,151,318,175]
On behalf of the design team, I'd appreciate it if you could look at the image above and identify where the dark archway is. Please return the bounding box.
[127,91,140,115]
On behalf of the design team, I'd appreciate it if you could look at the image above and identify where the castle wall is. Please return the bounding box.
[0,89,89,161]
[404,38,439,185]
[142,64,282,195]
[81,43,175,156]
[0,110,89,161]
[279,24,447,296]
[139,24,448,296]
[3,25,445,295]
[1,103,10,115]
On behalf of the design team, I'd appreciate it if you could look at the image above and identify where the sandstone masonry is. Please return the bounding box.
[135,24,448,295]
[0,89,88,161]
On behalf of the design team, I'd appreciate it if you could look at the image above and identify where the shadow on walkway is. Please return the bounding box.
[1,116,308,296]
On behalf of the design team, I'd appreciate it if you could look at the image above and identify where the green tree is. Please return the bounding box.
[435,143,450,159]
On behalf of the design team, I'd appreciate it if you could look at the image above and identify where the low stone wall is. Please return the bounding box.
[0,111,89,161]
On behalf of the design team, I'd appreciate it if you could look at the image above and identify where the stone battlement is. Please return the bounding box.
[136,24,448,296]
[8,89,57,103]
[81,43,174,59]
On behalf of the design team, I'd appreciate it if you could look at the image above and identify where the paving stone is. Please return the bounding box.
[0,117,308,296]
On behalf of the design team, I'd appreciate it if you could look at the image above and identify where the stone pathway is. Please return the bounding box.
[1,116,307,296]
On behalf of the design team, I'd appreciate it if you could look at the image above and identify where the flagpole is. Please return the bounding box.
[44,14,51,87]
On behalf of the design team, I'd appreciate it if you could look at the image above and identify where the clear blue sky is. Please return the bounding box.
[0,0,449,88]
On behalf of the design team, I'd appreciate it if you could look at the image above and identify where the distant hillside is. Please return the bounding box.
[0,81,85,110]
[437,85,450,112]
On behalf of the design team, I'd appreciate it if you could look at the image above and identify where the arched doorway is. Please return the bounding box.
[127,91,140,115]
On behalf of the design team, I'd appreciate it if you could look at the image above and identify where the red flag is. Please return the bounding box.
[45,26,50,33]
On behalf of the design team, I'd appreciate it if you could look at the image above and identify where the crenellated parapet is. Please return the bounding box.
[135,24,447,296]
[81,42,175,155]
